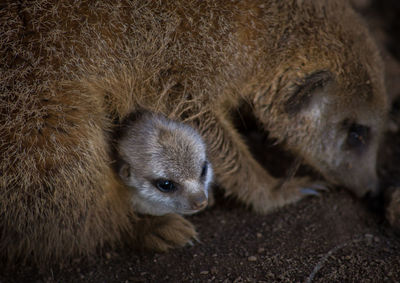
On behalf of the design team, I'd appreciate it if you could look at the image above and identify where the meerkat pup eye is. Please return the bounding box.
[200,161,208,179]
[154,179,177,193]
[114,111,213,216]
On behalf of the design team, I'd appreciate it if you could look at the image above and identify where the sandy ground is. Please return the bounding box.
[3,190,400,283]
[1,1,400,282]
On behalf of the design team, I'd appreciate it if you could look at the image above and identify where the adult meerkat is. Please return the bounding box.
[114,111,213,216]
[1,0,388,266]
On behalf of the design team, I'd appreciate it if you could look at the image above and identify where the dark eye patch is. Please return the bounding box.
[153,179,178,193]
[200,161,208,180]
[346,123,370,149]
[284,70,333,115]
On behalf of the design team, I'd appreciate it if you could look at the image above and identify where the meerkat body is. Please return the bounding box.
[114,112,212,216]
[1,0,388,266]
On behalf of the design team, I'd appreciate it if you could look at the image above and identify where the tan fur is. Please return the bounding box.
[0,0,388,266]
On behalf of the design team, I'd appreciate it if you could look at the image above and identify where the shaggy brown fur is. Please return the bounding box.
[0,0,388,266]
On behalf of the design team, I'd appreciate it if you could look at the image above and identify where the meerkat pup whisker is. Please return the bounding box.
[114,111,213,216]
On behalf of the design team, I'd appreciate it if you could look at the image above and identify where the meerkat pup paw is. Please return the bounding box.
[137,213,197,252]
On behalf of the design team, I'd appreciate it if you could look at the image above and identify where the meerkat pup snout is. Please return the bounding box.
[115,111,213,216]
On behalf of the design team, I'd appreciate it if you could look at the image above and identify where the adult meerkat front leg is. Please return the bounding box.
[197,111,322,214]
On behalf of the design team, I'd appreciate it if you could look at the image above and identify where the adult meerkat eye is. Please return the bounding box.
[200,161,208,179]
[346,123,370,149]
[154,179,177,193]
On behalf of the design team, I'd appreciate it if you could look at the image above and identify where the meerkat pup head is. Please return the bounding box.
[115,111,213,216]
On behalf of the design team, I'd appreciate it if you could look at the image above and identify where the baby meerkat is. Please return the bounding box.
[114,112,213,216]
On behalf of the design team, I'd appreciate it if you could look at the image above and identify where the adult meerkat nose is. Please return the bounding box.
[190,193,208,210]
[367,179,381,197]
[363,180,384,214]
[356,175,380,198]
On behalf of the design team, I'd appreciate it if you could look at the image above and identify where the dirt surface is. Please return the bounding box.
[1,1,400,282]
[2,191,399,283]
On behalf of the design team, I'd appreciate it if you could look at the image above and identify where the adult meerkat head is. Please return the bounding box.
[116,112,213,216]
[253,0,388,198]
[279,68,386,198]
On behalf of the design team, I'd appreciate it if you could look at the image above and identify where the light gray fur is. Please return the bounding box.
[116,112,213,216]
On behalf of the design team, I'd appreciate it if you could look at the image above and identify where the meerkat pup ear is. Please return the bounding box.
[119,162,131,181]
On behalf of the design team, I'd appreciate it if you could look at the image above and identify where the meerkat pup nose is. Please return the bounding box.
[189,193,208,210]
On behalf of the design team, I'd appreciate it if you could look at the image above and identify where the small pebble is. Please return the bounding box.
[266,272,275,279]
[200,271,209,275]
[248,256,257,262]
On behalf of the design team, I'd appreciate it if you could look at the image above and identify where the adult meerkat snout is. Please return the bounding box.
[115,112,213,216]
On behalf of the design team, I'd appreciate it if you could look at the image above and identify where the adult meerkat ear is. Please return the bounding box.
[284,70,333,115]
